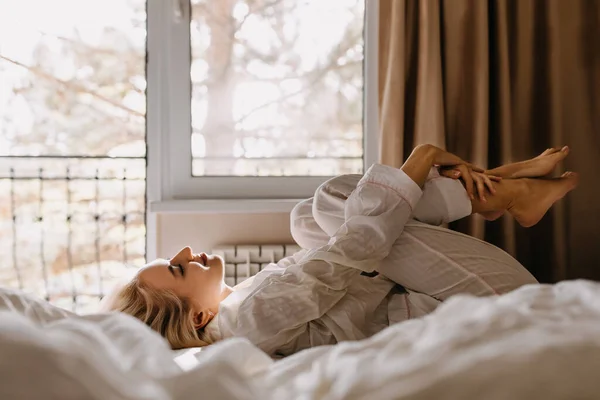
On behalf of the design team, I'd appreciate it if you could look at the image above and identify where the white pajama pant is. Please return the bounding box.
[290,173,538,301]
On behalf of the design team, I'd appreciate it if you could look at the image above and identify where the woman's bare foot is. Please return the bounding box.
[508,172,579,227]
[509,146,570,179]
[486,146,569,179]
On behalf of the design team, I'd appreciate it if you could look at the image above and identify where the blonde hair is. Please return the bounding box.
[109,277,212,349]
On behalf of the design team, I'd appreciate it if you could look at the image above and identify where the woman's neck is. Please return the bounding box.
[209,285,234,316]
[220,284,234,301]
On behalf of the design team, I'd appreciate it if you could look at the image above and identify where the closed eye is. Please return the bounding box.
[167,265,176,277]
[168,264,185,278]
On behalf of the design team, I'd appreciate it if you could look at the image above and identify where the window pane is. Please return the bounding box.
[190,0,365,177]
[0,0,146,313]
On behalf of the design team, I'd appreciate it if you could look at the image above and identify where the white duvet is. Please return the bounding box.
[2,280,600,400]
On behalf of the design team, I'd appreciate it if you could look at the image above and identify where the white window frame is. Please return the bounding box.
[146,0,379,212]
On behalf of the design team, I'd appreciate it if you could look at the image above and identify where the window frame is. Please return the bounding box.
[146,0,379,206]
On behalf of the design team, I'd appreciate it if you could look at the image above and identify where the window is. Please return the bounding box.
[1,0,378,309]
[148,0,378,202]
[191,0,364,177]
[0,0,146,312]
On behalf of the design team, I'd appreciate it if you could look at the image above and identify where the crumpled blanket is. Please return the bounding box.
[2,280,600,399]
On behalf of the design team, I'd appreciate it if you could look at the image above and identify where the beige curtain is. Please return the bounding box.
[379,0,600,282]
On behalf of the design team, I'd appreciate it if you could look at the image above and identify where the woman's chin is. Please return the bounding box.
[209,255,226,277]
[214,254,224,265]
[220,261,227,278]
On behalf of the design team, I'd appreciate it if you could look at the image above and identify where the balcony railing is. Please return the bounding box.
[0,155,146,313]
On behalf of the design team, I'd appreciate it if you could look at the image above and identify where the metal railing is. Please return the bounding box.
[0,155,146,313]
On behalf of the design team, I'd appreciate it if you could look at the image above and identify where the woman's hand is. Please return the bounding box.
[415,145,490,200]
[418,145,502,201]
[431,148,484,173]
[402,144,486,192]
[440,166,502,202]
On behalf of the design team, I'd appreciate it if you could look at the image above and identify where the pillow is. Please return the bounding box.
[0,287,74,324]
[0,286,182,376]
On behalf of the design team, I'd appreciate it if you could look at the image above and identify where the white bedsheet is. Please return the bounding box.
[2,280,600,399]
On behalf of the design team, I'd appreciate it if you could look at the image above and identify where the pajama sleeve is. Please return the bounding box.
[234,164,423,355]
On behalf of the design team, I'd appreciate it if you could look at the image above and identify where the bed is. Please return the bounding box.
[2,278,600,399]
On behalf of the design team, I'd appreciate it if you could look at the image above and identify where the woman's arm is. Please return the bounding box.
[400,144,439,187]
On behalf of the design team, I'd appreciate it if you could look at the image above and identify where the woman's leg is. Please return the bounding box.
[309,169,579,234]
[292,166,580,249]
[289,197,330,250]
[303,171,577,300]
[469,172,579,228]
[412,168,473,226]
[382,165,577,298]
[305,170,475,235]
[379,223,538,299]
[474,146,570,221]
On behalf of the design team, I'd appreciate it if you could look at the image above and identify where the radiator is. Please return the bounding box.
[212,244,301,286]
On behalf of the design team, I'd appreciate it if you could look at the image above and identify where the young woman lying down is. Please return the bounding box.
[102,144,576,357]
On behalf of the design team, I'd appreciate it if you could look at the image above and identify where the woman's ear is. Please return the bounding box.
[193,310,210,330]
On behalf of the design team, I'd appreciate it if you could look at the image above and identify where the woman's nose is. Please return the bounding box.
[182,246,193,258]
[171,246,194,264]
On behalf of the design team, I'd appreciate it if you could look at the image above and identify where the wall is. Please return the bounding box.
[155,213,294,257]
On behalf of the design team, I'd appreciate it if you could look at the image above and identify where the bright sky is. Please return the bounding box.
[190,0,364,158]
[0,0,144,62]
[0,0,145,154]
[0,0,363,158]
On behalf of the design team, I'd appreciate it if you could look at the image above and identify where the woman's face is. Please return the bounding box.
[137,247,226,311]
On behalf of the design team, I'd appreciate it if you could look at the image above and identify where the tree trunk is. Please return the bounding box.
[202,0,237,163]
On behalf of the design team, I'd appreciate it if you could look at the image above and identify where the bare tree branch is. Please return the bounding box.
[233,1,299,65]
[36,32,145,95]
[235,0,286,31]
[0,55,145,119]
[239,59,361,83]
[38,31,134,57]
[234,30,363,124]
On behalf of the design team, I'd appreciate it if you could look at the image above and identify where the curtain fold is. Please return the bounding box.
[379,0,600,282]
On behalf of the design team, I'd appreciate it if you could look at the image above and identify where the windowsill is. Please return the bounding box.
[149,199,303,214]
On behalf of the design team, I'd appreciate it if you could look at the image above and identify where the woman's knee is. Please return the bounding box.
[290,198,330,249]
[313,174,361,236]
